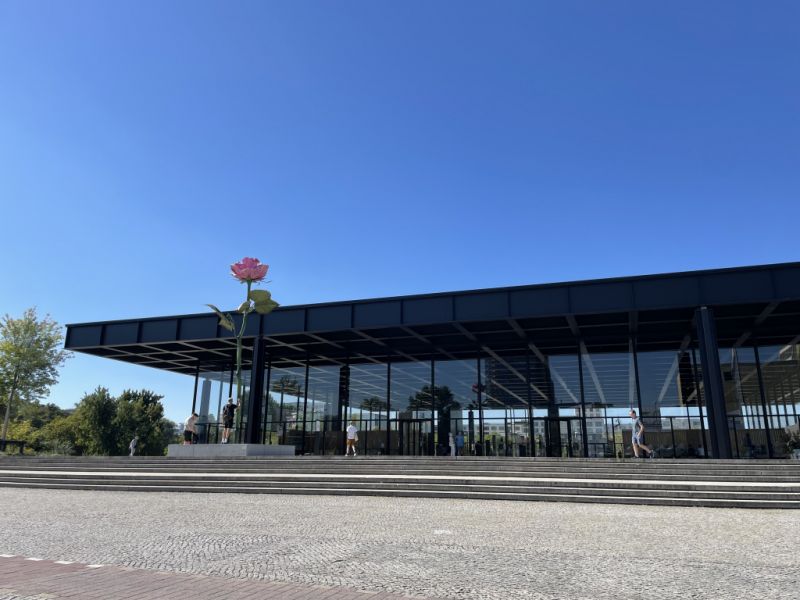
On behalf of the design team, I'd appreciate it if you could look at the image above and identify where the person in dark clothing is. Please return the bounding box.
[221,398,238,444]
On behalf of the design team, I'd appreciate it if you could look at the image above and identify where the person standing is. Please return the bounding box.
[129,435,138,457]
[629,409,654,458]
[221,398,238,444]
[184,412,199,445]
[455,431,465,457]
[448,432,456,457]
[345,421,358,456]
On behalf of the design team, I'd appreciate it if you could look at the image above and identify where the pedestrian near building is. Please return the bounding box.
[455,432,465,457]
[128,435,138,457]
[629,409,654,458]
[184,412,199,445]
[345,421,358,456]
[221,398,238,444]
[448,433,456,457]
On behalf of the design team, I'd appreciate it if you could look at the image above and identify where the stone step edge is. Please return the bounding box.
[1,481,798,508]
[2,478,798,498]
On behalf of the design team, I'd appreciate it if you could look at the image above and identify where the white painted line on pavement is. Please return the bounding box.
[86,564,104,568]
[25,557,44,561]
[0,554,15,558]
[54,560,74,564]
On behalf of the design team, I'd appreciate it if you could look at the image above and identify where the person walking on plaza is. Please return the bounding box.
[345,421,358,456]
[448,432,456,457]
[128,435,138,457]
[183,412,198,445]
[221,398,238,444]
[629,409,654,458]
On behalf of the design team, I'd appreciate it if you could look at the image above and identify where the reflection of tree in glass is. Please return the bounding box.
[271,376,301,435]
[407,385,461,411]
[359,396,388,432]
[360,397,388,412]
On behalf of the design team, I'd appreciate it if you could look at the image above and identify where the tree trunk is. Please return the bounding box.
[1,369,20,446]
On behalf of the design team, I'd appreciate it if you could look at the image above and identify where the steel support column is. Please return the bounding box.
[244,337,267,444]
[695,307,733,459]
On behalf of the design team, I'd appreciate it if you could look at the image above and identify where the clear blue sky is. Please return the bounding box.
[1,1,798,422]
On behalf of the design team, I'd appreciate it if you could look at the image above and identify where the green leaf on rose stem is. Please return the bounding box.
[253,298,279,315]
[248,289,272,303]
[237,300,252,314]
[206,304,234,331]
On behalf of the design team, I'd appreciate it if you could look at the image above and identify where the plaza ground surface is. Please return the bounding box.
[0,488,797,600]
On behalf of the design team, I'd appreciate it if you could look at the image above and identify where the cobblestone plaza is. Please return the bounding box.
[1,488,798,599]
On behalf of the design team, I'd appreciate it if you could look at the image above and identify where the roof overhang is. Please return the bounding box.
[65,262,800,374]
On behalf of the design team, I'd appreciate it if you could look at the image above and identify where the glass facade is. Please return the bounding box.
[190,321,799,460]
[720,339,800,458]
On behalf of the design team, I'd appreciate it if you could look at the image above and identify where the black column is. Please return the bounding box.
[542,357,560,457]
[695,307,733,459]
[244,337,267,444]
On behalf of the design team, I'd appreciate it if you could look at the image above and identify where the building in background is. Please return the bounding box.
[65,262,800,459]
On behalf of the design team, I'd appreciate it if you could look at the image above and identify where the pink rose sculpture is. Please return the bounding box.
[207,257,279,442]
[231,257,269,283]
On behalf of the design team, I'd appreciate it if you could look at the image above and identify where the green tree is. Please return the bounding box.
[17,402,68,429]
[113,389,175,455]
[72,387,118,455]
[39,414,81,455]
[1,308,70,444]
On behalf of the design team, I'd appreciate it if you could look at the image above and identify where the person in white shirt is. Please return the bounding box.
[183,412,198,445]
[345,421,358,456]
[129,435,138,456]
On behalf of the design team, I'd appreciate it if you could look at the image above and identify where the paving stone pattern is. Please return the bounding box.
[0,488,798,599]
[0,555,421,600]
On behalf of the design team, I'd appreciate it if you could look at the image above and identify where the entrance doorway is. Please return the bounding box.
[398,419,430,455]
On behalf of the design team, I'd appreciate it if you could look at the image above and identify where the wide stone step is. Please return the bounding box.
[1,459,798,469]
[0,466,796,483]
[1,471,798,490]
[2,475,799,499]
[0,480,798,509]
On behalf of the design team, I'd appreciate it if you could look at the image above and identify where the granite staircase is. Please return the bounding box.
[1,455,798,508]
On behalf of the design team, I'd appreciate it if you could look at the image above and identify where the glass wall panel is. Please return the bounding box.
[304,365,340,454]
[267,365,306,451]
[435,358,477,455]
[196,366,232,444]
[580,343,634,458]
[390,360,432,455]
[481,354,530,456]
[637,346,708,458]
[755,341,800,458]
[348,362,390,455]
[529,349,581,456]
[719,347,770,458]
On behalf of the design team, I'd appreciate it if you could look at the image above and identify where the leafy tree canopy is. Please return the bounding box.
[0,308,70,405]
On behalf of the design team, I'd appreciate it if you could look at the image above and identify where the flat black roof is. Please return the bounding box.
[65,262,800,374]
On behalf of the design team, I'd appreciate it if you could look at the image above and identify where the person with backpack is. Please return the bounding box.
[345,421,358,456]
[630,409,654,458]
[221,398,238,444]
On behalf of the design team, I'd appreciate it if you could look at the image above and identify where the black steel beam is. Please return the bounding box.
[244,337,267,444]
[695,307,733,459]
